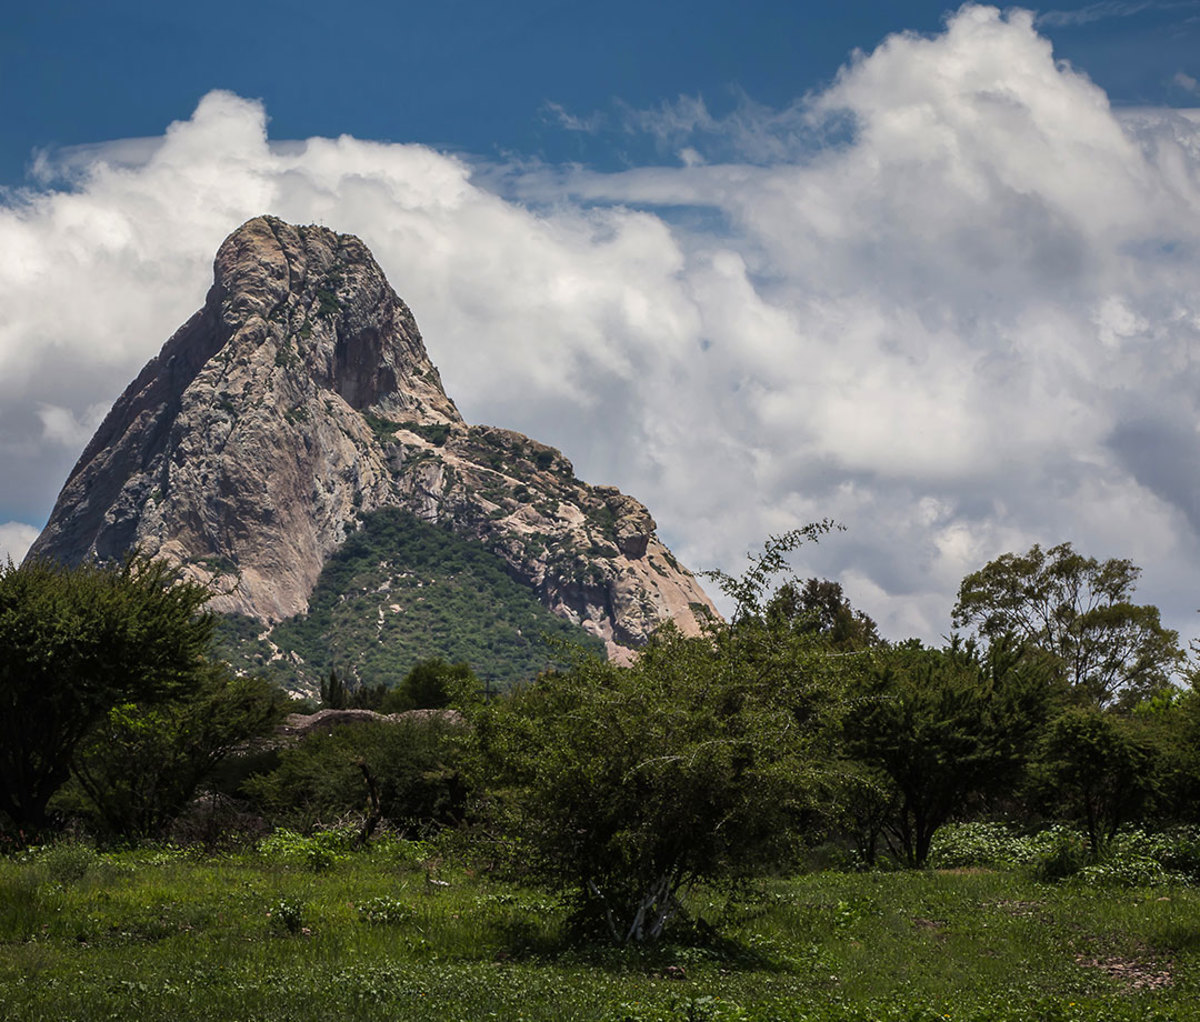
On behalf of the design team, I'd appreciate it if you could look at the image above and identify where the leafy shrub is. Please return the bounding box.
[932,822,1200,886]
[35,841,99,886]
[257,826,356,872]
[55,664,283,841]
[268,897,305,935]
[928,822,1027,869]
[1105,826,1200,881]
[1028,825,1090,881]
[1077,855,1172,887]
[357,896,412,925]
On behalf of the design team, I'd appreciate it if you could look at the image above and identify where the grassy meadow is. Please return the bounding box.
[3,833,1199,1021]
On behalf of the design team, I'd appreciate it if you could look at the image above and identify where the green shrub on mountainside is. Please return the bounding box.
[212,507,604,695]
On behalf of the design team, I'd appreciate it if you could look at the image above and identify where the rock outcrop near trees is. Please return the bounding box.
[29,216,715,659]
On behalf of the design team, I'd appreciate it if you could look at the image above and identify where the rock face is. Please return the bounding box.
[29,217,716,658]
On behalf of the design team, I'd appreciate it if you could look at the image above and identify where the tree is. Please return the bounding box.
[381,658,478,712]
[320,669,348,709]
[1029,707,1161,853]
[952,542,1183,708]
[62,663,283,840]
[765,577,884,652]
[242,716,467,834]
[842,638,1050,867]
[0,555,214,831]
[482,527,847,943]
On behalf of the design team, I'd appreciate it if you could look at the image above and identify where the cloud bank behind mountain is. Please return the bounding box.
[4,5,1200,644]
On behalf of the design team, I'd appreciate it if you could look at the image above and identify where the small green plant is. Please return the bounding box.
[268,897,305,935]
[1030,825,1090,881]
[257,826,355,872]
[315,288,342,319]
[358,896,412,926]
[36,842,98,886]
[274,341,296,368]
[397,421,451,446]
[363,412,400,443]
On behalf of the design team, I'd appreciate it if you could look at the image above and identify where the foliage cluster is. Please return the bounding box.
[930,821,1200,883]
[0,556,219,830]
[8,527,1200,968]
[242,717,467,836]
[212,507,604,695]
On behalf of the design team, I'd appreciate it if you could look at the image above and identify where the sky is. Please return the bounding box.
[4,0,1200,646]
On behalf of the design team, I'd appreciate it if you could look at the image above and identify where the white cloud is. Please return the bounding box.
[0,523,40,565]
[1035,1,1192,28]
[1173,71,1200,96]
[37,403,109,448]
[4,7,1200,646]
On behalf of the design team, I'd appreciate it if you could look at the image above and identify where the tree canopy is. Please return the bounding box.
[481,527,850,943]
[842,638,1051,866]
[0,555,215,830]
[951,542,1183,708]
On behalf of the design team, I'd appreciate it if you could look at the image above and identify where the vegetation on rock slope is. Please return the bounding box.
[212,507,605,696]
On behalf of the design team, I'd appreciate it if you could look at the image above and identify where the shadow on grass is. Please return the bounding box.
[488,911,793,976]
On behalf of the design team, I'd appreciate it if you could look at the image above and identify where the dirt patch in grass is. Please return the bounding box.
[1074,953,1173,991]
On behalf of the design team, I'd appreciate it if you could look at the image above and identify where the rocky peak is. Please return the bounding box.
[29,217,717,662]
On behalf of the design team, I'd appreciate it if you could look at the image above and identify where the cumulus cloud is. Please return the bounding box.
[4,5,1200,645]
[0,522,39,565]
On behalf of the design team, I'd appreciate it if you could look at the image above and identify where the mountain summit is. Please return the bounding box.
[29,216,715,670]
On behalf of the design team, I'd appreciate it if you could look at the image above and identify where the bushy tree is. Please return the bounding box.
[1029,707,1161,853]
[766,577,884,652]
[242,716,466,834]
[0,555,214,831]
[481,527,848,943]
[952,542,1183,708]
[382,658,479,712]
[842,639,1050,867]
[60,663,284,839]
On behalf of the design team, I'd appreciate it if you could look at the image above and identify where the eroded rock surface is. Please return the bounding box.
[29,217,716,657]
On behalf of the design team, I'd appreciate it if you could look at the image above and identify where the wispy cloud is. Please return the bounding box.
[1036,0,1198,28]
[540,101,608,135]
[1171,70,1200,94]
[541,90,845,167]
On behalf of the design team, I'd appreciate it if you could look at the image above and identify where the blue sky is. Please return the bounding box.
[4,0,1199,185]
[5,1,1200,646]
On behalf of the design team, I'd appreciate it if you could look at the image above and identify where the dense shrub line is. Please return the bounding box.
[6,531,1200,952]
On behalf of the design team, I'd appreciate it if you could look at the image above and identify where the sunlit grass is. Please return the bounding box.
[2,839,1200,1020]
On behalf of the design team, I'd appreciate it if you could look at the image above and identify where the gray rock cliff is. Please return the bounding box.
[28,216,716,657]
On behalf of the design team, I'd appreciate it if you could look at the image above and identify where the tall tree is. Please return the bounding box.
[842,638,1050,867]
[952,542,1182,708]
[0,555,214,831]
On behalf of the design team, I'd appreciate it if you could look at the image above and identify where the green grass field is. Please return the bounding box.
[3,836,1199,1021]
